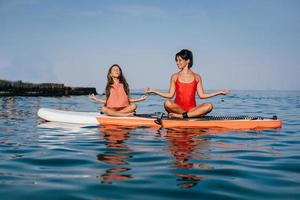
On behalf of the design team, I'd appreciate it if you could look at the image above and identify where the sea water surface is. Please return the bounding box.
[0,90,299,200]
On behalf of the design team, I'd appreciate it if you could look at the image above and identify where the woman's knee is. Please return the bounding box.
[204,102,213,111]
[164,100,173,108]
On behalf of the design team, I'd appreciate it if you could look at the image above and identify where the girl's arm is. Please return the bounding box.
[144,74,176,98]
[129,95,148,103]
[196,75,229,99]
[89,93,106,104]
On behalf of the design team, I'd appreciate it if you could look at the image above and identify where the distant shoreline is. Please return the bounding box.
[0,79,97,96]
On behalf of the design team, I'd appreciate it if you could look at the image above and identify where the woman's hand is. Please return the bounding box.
[220,89,230,95]
[144,88,152,94]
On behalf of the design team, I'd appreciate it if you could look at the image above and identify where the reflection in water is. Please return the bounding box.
[0,97,41,120]
[0,97,17,121]
[97,125,134,184]
[0,97,41,133]
[0,96,42,163]
[163,128,226,189]
[0,97,42,146]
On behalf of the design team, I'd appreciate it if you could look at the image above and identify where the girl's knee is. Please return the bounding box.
[130,103,137,110]
[101,106,107,113]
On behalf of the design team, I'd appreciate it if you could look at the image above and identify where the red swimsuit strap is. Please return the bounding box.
[175,73,198,84]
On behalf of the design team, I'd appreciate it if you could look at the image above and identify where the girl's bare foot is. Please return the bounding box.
[104,112,134,117]
[123,112,134,117]
[128,112,134,117]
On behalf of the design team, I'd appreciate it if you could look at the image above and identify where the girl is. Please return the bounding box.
[145,49,229,119]
[90,64,147,117]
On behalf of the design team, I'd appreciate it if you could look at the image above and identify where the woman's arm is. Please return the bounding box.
[89,93,106,104]
[144,74,176,98]
[196,75,229,99]
[129,95,148,103]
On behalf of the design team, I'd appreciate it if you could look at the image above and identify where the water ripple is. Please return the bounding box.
[1,92,300,199]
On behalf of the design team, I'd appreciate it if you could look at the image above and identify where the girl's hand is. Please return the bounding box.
[140,95,148,100]
[89,93,97,101]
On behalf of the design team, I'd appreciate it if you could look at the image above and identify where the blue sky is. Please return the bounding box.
[0,0,299,91]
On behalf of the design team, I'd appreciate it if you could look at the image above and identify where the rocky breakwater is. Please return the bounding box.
[0,79,97,96]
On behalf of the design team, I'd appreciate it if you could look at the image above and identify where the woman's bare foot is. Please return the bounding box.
[168,112,183,119]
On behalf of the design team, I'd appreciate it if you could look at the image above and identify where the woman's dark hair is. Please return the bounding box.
[175,49,193,68]
[105,64,130,104]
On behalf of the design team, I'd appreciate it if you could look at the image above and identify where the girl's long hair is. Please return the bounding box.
[105,64,130,104]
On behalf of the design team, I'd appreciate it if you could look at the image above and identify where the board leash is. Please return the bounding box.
[154,112,164,125]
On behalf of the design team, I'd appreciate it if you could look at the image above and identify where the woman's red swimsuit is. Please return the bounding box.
[174,76,198,112]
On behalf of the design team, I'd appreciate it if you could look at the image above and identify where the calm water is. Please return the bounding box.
[0,90,299,200]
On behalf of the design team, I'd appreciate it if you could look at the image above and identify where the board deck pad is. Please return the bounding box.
[135,113,275,121]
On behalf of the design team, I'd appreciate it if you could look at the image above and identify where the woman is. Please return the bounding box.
[145,49,229,118]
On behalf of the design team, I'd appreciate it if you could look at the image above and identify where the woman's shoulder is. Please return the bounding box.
[171,73,179,81]
[192,72,202,82]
